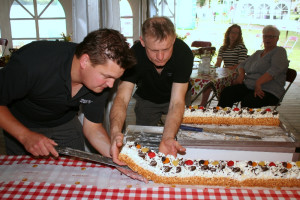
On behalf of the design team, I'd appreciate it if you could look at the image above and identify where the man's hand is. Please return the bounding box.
[110,133,126,165]
[21,131,58,157]
[117,167,149,183]
[159,137,186,157]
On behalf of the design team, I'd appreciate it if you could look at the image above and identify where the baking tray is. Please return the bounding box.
[123,122,299,153]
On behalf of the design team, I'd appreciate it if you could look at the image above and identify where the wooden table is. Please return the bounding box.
[0,155,299,199]
[190,67,235,104]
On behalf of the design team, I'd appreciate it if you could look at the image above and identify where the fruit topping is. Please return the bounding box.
[265,108,271,112]
[296,161,300,167]
[136,144,141,149]
[258,161,265,166]
[192,105,198,109]
[286,163,292,169]
[185,160,194,165]
[227,161,234,167]
[211,161,219,166]
[172,159,179,166]
[141,147,149,153]
[252,162,258,167]
[198,105,205,109]
[148,152,156,158]
[162,157,170,164]
[233,107,239,111]
[204,160,209,165]
[269,162,276,167]
[199,160,205,165]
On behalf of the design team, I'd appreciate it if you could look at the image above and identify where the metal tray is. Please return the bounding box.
[123,122,298,153]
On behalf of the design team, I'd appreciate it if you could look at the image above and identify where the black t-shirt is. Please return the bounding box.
[121,38,193,104]
[0,41,109,128]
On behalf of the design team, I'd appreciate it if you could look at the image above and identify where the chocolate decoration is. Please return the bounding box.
[150,160,157,166]
[163,166,172,172]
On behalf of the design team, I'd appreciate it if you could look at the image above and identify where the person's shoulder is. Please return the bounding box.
[174,38,193,56]
[237,43,247,49]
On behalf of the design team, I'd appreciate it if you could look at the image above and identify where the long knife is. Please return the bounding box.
[55,146,130,170]
[180,125,262,140]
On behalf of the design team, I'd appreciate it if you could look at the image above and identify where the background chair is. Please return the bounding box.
[283,36,298,55]
[0,38,8,57]
[191,41,211,48]
[274,68,297,110]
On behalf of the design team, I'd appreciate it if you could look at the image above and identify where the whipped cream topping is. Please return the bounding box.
[183,106,279,119]
[120,142,300,181]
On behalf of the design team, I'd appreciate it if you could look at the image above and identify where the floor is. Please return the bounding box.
[1,75,299,155]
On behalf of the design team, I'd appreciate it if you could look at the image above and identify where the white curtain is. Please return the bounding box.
[72,0,120,43]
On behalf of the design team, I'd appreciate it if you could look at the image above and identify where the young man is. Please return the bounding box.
[0,29,136,158]
[110,17,194,165]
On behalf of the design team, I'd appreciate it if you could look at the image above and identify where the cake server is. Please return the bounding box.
[180,125,262,140]
[55,146,130,170]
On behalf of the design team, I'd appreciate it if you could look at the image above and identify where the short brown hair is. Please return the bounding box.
[141,17,176,41]
[75,29,136,69]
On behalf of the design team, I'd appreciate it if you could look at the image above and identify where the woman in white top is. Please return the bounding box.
[200,24,248,106]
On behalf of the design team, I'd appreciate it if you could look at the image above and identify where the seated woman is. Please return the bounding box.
[199,24,248,106]
[217,25,289,108]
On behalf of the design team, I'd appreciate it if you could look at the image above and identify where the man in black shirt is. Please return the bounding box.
[110,17,194,164]
[0,29,136,158]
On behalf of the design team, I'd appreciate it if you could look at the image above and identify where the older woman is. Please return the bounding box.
[218,25,289,108]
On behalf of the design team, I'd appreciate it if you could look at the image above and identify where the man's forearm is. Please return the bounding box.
[162,102,185,139]
[109,98,128,137]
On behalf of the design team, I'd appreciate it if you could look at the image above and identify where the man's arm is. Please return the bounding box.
[82,117,111,157]
[109,81,135,164]
[0,105,58,156]
[159,82,188,157]
[83,116,148,183]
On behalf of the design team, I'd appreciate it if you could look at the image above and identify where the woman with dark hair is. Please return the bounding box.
[215,24,248,70]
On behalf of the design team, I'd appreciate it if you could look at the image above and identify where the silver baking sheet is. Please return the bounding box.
[123,122,298,153]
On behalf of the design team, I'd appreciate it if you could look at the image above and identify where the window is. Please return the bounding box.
[120,0,133,47]
[10,0,66,48]
[274,4,288,20]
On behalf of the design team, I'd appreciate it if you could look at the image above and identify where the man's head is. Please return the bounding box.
[74,29,136,93]
[140,17,176,67]
[75,29,136,69]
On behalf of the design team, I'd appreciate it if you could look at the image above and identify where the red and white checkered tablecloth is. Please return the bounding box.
[0,155,300,200]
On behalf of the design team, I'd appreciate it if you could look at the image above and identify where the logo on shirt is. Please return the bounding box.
[80,99,93,104]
